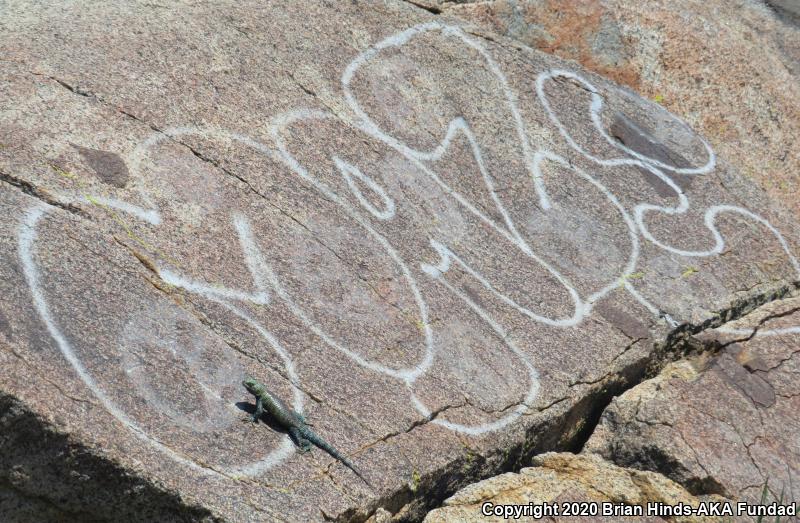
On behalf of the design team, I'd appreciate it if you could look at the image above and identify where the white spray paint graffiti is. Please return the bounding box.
[19,205,219,476]
[119,301,245,433]
[535,68,799,325]
[334,156,396,221]
[88,196,162,225]
[17,21,799,476]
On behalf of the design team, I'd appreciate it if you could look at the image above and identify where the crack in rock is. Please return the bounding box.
[0,170,87,217]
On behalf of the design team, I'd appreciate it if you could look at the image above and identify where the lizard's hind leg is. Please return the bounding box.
[289,427,313,453]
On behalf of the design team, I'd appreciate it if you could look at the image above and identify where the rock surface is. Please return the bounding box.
[434,0,800,221]
[0,1,798,521]
[0,393,217,522]
[424,452,730,522]
[585,291,800,506]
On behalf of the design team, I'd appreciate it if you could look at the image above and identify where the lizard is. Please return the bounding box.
[242,377,371,487]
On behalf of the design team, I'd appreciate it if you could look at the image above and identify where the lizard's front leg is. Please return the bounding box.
[251,396,264,423]
[289,427,312,453]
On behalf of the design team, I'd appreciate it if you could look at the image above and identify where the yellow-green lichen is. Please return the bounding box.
[410,470,421,493]
[618,271,645,288]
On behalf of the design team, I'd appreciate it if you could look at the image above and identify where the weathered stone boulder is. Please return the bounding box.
[423,452,731,522]
[432,0,800,221]
[585,292,800,505]
[1,1,798,520]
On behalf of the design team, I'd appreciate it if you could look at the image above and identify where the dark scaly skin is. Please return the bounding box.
[242,377,371,486]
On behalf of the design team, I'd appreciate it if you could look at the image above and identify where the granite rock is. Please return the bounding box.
[424,452,732,522]
[0,1,798,520]
[585,292,800,505]
[437,0,800,221]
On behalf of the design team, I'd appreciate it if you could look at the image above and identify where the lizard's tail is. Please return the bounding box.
[306,433,373,488]
[343,460,372,488]
[327,450,373,488]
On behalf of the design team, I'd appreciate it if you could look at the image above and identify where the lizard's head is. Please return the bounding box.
[242,376,265,396]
